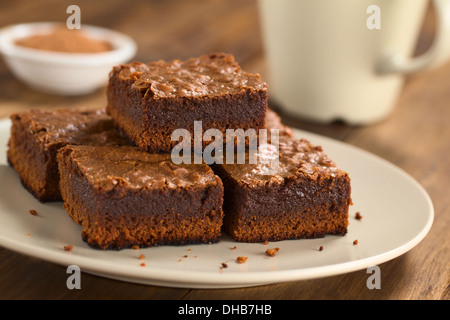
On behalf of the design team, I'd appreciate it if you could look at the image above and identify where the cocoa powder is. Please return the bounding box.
[15,27,112,53]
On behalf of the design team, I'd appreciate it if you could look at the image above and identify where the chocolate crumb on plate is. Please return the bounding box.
[236,256,248,264]
[29,209,38,216]
[265,248,280,257]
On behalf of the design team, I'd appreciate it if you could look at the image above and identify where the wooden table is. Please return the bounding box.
[0,0,448,300]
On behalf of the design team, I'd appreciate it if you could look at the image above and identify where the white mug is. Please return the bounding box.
[258,0,450,124]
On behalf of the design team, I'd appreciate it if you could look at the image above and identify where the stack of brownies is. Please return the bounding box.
[7,53,352,250]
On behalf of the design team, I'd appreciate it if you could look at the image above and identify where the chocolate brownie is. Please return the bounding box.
[265,108,295,138]
[212,136,352,242]
[106,52,267,153]
[7,108,126,202]
[57,145,224,249]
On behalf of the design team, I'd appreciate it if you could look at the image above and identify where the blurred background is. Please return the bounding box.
[0,0,265,115]
[0,0,439,132]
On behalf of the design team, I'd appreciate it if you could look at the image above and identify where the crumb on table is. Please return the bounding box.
[353,239,359,245]
[64,245,73,251]
[29,209,38,216]
[355,212,363,220]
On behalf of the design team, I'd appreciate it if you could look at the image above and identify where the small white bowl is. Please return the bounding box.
[0,22,137,95]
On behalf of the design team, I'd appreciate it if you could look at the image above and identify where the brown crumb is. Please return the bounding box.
[353,239,359,245]
[25,233,31,237]
[188,248,192,251]
[183,255,188,258]
[355,212,363,220]
[64,245,73,252]
[220,262,228,269]
[29,209,38,216]
[139,254,145,260]
[140,262,146,267]
[265,247,280,257]
[236,256,248,264]
[132,245,139,250]
[178,258,182,262]
[231,246,237,250]
[319,246,324,251]
[263,240,268,245]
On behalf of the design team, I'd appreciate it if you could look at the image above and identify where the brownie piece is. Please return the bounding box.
[106,52,267,153]
[265,108,295,138]
[7,108,127,202]
[212,136,352,242]
[57,145,224,250]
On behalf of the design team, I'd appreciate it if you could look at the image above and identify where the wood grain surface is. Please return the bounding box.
[0,0,448,300]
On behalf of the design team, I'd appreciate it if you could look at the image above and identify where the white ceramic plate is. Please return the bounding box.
[0,119,433,288]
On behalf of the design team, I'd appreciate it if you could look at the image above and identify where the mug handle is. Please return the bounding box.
[377,0,450,74]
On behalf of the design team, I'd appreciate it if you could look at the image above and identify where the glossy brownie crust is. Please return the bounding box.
[265,108,295,138]
[7,108,125,202]
[57,145,224,249]
[213,137,352,242]
[106,53,267,153]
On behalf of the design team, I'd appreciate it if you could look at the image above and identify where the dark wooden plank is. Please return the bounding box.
[0,247,189,300]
